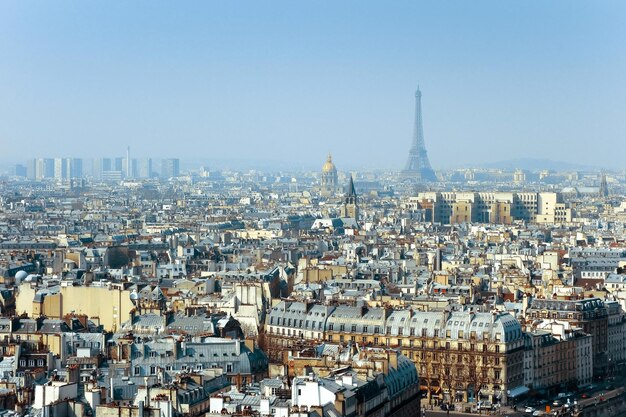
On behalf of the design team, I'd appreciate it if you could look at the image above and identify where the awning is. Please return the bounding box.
[507,386,530,398]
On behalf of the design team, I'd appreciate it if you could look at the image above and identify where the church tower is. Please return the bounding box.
[340,175,359,219]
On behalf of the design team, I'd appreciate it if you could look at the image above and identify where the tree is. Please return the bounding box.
[464,353,494,415]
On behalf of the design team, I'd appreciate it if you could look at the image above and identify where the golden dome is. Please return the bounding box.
[322,153,337,173]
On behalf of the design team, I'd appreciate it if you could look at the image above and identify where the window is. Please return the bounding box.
[19,360,26,367]
[38,359,44,367]
[134,366,141,376]
[150,366,157,375]
[351,325,357,332]
[226,364,233,373]
[28,360,35,367]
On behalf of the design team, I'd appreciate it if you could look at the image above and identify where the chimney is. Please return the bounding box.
[244,338,255,352]
[388,351,398,371]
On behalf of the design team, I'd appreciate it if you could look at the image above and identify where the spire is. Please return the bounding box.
[347,175,356,197]
[342,175,358,220]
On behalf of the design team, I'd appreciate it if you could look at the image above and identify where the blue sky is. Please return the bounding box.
[1,1,625,170]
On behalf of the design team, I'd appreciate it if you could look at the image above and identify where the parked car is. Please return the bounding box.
[552,400,563,407]
[525,406,536,413]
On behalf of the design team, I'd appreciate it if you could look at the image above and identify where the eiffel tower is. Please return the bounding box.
[401,87,436,182]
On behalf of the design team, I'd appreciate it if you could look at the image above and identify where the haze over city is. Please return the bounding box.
[1,1,625,170]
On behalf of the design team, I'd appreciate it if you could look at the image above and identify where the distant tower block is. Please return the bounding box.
[401,87,437,182]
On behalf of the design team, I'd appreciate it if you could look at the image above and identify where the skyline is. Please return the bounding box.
[1,2,626,169]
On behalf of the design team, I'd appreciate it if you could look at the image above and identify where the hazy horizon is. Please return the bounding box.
[1,1,625,170]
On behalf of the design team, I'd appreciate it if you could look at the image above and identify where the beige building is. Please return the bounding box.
[16,284,136,332]
[264,302,527,406]
[524,323,593,391]
[413,192,572,225]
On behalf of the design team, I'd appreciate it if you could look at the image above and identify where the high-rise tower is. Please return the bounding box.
[401,87,436,182]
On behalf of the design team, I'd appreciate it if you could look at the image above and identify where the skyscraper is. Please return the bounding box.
[161,158,180,178]
[401,87,436,182]
[53,158,71,180]
[126,146,131,178]
[137,158,152,179]
[71,158,83,178]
